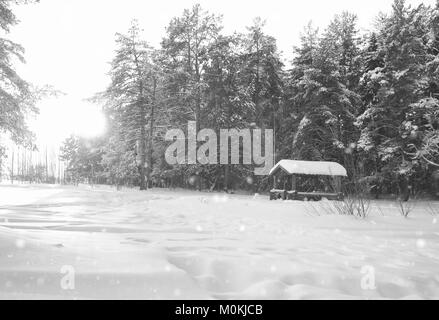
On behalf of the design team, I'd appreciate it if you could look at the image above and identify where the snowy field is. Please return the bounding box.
[0,183,438,300]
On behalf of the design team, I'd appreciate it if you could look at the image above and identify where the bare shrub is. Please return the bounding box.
[337,180,370,218]
[320,177,371,219]
[376,205,385,216]
[427,201,439,216]
[305,201,322,217]
[397,192,419,218]
[303,155,372,218]
[397,199,415,218]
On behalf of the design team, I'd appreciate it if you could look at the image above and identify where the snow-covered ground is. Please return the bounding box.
[0,183,438,300]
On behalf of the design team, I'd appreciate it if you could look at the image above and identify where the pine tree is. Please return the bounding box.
[159,4,222,190]
[0,0,37,147]
[290,13,360,170]
[241,18,284,130]
[356,0,435,196]
[100,21,158,190]
[161,4,222,132]
[203,34,253,191]
[60,135,105,185]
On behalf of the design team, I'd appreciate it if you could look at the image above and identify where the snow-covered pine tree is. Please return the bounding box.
[290,13,361,171]
[0,0,37,147]
[99,21,157,190]
[356,0,436,196]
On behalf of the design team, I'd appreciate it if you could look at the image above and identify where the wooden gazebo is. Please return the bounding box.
[269,160,347,201]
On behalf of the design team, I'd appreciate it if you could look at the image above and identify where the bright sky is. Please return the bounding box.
[9,0,436,146]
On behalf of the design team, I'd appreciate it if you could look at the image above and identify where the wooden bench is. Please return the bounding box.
[270,190,344,201]
[269,189,287,200]
[288,191,344,201]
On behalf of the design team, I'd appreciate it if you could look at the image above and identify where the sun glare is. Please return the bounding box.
[30,96,106,146]
[72,102,107,139]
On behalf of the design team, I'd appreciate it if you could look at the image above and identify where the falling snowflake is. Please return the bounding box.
[416,239,426,249]
[188,176,197,186]
[37,277,45,286]
[15,239,26,249]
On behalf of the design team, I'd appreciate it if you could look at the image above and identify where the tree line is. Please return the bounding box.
[0,0,61,183]
[57,1,439,197]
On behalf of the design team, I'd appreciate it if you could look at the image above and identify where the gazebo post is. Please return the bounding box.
[291,174,296,191]
[334,176,341,193]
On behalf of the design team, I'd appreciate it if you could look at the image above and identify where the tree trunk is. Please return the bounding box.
[45,147,48,184]
[138,99,147,191]
[132,46,148,191]
[138,139,147,191]
[398,175,410,202]
[224,165,230,193]
[147,76,157,189]
[11,151,14,184]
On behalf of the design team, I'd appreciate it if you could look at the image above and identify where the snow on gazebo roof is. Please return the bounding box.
[269,160,348,177]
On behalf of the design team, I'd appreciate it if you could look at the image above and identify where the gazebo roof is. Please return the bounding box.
[269,160,348,177]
